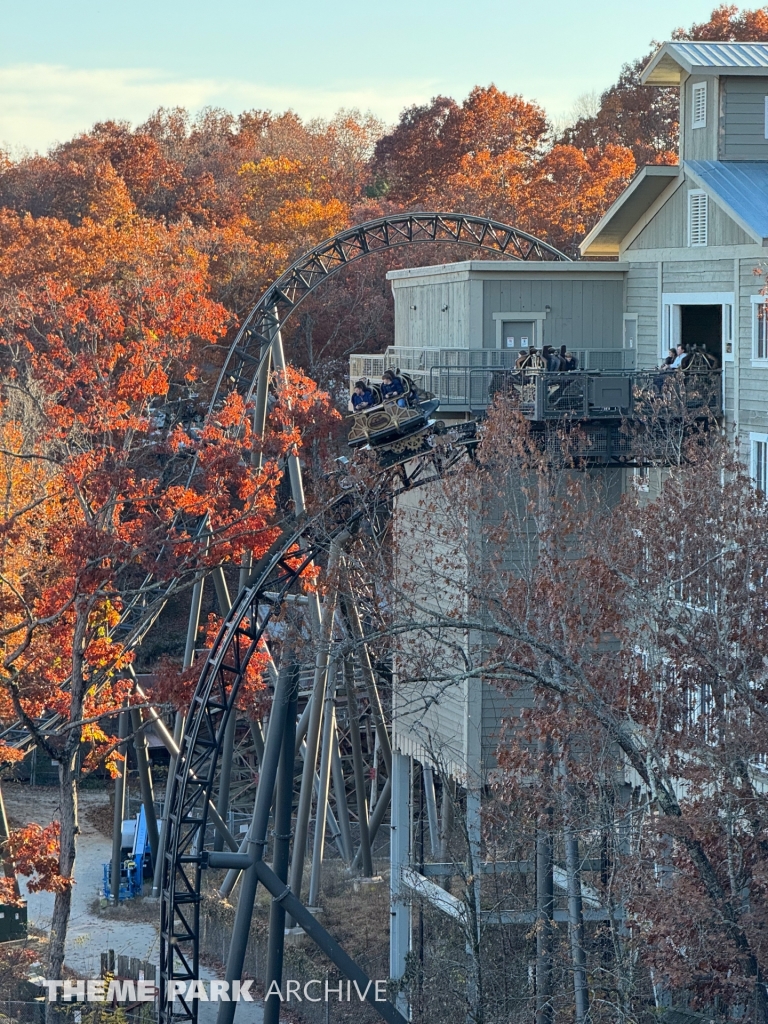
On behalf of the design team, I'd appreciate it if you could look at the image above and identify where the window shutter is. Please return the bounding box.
[692,82,707,128]
[689,191,708,246]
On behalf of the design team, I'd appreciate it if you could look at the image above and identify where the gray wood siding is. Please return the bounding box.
[626,262,659,370]
[392,481,473,777]
[482,278,624,349]
[681,75,719,162]
[392,279,471,350]
[628,178,752,250]
[662,259,734,294]
[721,76,768,160]
[737,257,768,431]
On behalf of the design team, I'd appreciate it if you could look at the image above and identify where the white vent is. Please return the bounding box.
[688,190,708,246]
[691,82,707,128]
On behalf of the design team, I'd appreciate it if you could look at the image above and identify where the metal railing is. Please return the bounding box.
[349,347,637,408]
[497,369,722,421]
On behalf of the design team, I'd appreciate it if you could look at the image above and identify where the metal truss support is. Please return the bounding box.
[130,707,159,863]
[345,655,373,877]
[308,660,337,907]
[110,709,128,905]
[152,711,183,898]
[263,666,299,1024]
[331,721,353,865]
[216,660,296,1024]
[351,777,391,873]
[288,544,344,915]
[342,591,392,775]
[390,751,412,1021]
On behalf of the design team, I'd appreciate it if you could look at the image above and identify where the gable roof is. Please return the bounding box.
[685,161,768,242]
[642,41,768,85]
[579,165,680,257]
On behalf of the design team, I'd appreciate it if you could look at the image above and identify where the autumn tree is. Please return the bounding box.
[0,204,338,998]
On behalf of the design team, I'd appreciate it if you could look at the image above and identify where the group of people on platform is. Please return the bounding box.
[351,369,409,412]
[515,344,578,372]
[658,343,719,372]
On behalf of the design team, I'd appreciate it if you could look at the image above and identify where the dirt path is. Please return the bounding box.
[3,783,159,975]
[3,783,262,1022]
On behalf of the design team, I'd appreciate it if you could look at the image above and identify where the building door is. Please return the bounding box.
[502,320,535,350]
[680,304,722,364]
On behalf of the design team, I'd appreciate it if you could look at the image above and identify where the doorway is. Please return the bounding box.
[680,304,722,365]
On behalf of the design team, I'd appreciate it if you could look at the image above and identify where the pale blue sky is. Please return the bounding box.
[1,0,722,153]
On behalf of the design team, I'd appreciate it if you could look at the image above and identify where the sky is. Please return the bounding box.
[0,0,723,153]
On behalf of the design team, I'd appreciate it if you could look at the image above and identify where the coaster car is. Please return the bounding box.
[347,371,440,450]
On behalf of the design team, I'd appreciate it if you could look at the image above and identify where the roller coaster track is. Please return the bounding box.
[0,214,567,758]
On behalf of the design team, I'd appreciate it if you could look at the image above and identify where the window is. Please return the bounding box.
[691,82,707,128]
[752,296,768,362]
[751,433,768,493]
[688,190,708,247]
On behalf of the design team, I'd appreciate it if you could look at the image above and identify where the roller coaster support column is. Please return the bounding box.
[216,659,296,1024]
[390,751,412,1020]
[263,665,299,1024]
[130,707,159,863]
[344,655,372,876]
[308,659,338,906]
[288,541,345,919]
[342,591,392,775]
[331,720,353,865]
[110,709,129,904]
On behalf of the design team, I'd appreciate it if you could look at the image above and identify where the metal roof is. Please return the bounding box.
[642,41,768,85]
[686,160,768,242]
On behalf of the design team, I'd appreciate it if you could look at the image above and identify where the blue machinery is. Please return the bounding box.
[103,806,152,901]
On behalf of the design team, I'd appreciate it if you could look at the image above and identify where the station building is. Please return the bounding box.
[352,42,768,479]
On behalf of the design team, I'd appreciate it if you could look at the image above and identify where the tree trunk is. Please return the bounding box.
[46,750,78,1024]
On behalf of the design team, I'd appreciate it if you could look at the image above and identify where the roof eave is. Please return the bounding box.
[579,165,680,257]
[641,44,690,86]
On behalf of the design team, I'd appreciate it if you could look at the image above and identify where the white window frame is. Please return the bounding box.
[688,190,708,247]
[750,432,768,493]
[691,81,707,129]
[660,291,735,365]
[492,310,547,350]
[764,95,768,139]
[751,294,768,364]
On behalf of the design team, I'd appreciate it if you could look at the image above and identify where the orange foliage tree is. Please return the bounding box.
[0,205,337,986]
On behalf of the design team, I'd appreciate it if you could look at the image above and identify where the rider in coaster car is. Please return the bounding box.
[351,380,376,411]
[381,369,407,407]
